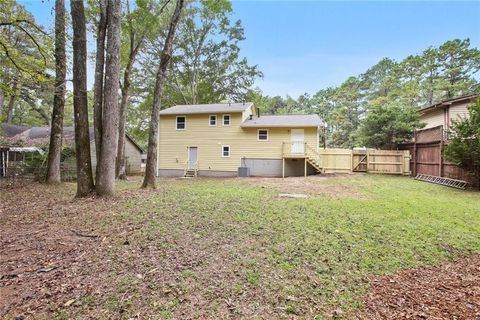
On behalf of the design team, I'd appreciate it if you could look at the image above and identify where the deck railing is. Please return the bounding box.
[282,142,320,160]
[282,141,307,156]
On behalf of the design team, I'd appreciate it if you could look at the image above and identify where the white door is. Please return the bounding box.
[188,147,198,169]
[291,129,305,154]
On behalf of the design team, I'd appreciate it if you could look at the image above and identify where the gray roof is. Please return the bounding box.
[241,114,324,128]
[0,123,29,137]
[0,124,94,143]
[1,123,144,152]
[159,102,253,115]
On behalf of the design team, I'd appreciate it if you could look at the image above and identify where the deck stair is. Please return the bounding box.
[304,143,323,173]
[184,169,197,178]
[183,160,198,178]
[415,174,467,189]
[305,156,322,173]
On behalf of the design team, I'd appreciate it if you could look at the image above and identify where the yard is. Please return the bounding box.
[1,175,479,319]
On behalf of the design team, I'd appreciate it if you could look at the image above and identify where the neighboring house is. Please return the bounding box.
[399,93,479,185]
[0,124,145,175]
[418,94,478,131]
[158,102,324,177]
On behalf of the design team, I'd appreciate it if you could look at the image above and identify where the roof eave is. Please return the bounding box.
[240,124,323,128]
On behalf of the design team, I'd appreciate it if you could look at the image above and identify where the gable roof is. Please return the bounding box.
[419,93,479,115]
[241,114,324,128]
[159,102,253,115]
[1,123,144,153]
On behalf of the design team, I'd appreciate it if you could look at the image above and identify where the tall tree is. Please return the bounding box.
[92,0,107,171]
[357,97,424,149]
[0,0,53,123]
[138,0,261,107]
[70,0,94,197]
[95,0,121,196]
[142,0,184,188]
[116,0,154,179]
[437,39,480,99]
[45,0,67,184]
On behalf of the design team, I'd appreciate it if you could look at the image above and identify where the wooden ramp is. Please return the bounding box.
[415,174,468,189]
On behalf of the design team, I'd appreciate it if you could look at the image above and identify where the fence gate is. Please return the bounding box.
[320,148,410,175]
[352,151,367,172]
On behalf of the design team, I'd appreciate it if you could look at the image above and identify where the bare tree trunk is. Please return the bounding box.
[6,78,18,123]
[116,74,130,180]
[95,0,121,196]
[46,0,67,184]
[116,30,145,179]
[71,0,94,197]
[142,0,184,189]
[93,0,107,177]
[0,88,4,113]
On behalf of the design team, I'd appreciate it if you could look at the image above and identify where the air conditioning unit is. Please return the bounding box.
[238,167,249,177]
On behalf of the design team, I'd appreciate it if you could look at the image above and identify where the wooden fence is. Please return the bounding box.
[318,148,410,175]
[398,125,477,185]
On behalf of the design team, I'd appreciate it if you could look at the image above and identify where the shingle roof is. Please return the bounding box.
[419,93,479,114]
[0,123,29,137]
[1,124,144,152]
[159,102,253,115]
[241,114,324,128]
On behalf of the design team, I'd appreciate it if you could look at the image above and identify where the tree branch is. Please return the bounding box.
[0,19,49,36]
[15,24,48,65]
[0,40,28,74]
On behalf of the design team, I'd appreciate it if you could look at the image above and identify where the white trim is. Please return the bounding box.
[223,114,231,126]
[257,129,269,141]
[221,145,230,157]
[176,115,186,130]
[209,114,217,126]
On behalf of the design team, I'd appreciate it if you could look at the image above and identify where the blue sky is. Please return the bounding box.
[22,0,480,97]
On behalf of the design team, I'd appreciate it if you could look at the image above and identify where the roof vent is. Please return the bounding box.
[257,107,260,118]
[249,114,253,120]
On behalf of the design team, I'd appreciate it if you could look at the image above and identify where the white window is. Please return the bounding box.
[176,116,186,130]
[222,145,230,157]
[209,115,217,126]
[258,129,268,141]
[223,114,231,126]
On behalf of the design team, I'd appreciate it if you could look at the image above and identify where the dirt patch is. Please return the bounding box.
[359,254,480,319]
[242,174,365,199]
[0,183,113,319]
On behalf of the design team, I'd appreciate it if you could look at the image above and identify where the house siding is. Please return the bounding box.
[448,102,469,128]
[420,108,445,129]
[90,138,143,174]
[125,138,143,173]
[158,112,318,174]
[420,101,471,131]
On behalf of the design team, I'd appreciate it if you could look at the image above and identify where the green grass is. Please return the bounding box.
[40,175,480,318]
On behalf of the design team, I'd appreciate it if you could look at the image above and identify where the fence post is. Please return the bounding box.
[350,149,353,173]
[413,130,417,176]
[439,125,444,177]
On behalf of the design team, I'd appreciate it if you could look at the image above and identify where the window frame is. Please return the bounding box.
[222,114,231,126]
[221,145,230,158]
[257,129,269,141]
[176,115,186,130]
[209,114,217,126]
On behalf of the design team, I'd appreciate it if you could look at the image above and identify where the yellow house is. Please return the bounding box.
[157,102,324,177]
